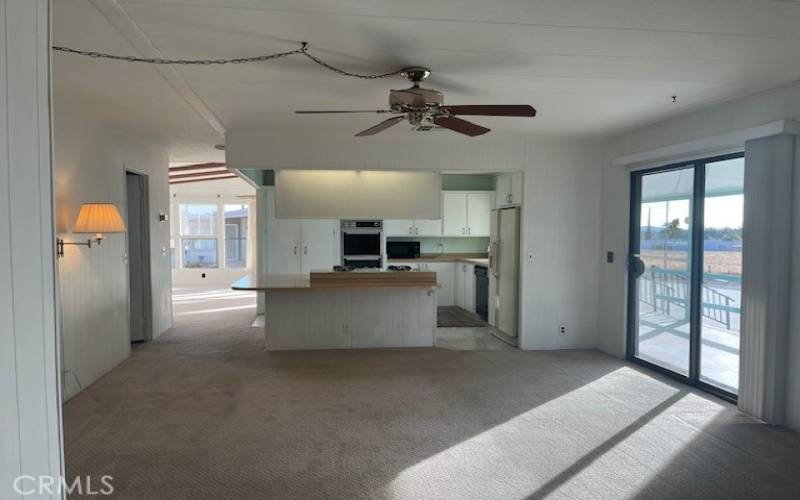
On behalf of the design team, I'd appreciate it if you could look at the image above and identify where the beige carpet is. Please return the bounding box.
[63,287,800,499]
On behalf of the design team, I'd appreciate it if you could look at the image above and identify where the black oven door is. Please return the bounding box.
[343,232,380,256]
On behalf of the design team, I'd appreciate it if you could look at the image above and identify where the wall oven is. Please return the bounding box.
[341,220,383,268]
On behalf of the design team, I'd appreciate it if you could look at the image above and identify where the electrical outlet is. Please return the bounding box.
[559,325,566,336]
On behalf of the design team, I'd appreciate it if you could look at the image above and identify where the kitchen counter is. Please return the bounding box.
[232,271,437,351]
[233,271,437,291]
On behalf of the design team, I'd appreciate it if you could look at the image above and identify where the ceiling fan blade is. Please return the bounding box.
[295,110,392,114]
[355,116,406,137]
[433,116,490,137]
[442,105,536,117]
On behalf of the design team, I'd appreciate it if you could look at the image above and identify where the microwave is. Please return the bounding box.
[387,241,421,259]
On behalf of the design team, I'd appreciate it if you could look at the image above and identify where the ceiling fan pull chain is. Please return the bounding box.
[51,42,406,79]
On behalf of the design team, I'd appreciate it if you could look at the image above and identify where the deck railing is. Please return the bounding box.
[639,266,739,330]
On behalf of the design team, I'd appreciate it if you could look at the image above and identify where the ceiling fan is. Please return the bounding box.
[295,67,536,137]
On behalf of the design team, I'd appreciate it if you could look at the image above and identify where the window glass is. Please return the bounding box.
[224,204,249,268]
[180,203,217,236]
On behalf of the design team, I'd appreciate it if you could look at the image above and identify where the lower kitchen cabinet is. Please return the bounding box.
[420,262,454,306]
[454,263,476,312]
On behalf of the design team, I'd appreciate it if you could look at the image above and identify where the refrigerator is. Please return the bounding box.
[488,207,520,339]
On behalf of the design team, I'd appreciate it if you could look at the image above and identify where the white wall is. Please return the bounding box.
[520,139,604,350]
[170,177,255,286]
[0,1,63,498]
[54,100,173,401]
[599,81,800,430]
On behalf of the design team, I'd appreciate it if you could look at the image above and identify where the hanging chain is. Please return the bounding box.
[51,42,407,79]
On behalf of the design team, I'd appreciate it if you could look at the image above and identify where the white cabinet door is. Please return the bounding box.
[454,262,464,308]
[414,218,442,236]
[384,219,415,236]
[266,191,301,274]
[463,264,476,313]
[427,262,454,306]
[442,192,468,236]
[509,172,523,205]
[300,219,339,274]
[466,192,492,236]
[495,174,510,208]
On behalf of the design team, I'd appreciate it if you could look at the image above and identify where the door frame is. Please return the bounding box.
[626,152,743,403]
[125,169,153,342]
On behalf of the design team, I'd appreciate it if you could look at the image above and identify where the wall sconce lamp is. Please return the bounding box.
[57,203,127,258]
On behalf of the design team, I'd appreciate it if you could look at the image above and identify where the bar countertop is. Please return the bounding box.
[232,270,437,291]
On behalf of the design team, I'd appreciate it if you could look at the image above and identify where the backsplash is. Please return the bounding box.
[388,236,490,254]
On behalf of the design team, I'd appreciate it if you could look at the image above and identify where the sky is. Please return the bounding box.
[642,194,743,231]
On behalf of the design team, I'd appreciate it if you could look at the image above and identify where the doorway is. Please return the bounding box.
[627,153,744,401]
[126,171,152,343]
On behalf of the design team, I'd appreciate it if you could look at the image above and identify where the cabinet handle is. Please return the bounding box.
[467,227,471,235]
[303,246,308,255]
[409,227,413,235]
[293,245,298,255]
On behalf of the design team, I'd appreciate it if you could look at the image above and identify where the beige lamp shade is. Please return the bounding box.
[72,203,126,234]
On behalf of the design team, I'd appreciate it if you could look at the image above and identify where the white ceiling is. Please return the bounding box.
[53,0,800,161]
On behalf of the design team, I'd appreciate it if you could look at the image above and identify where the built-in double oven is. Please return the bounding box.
[341,220,383,268]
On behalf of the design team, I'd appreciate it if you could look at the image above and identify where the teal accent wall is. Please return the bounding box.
[388,236,490,254]
[441,174,495,191]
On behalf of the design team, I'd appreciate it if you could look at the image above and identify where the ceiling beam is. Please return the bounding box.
[169,162,226,173]
[169,171,238,181]
[89,0,226,136]
[169,174,238,185]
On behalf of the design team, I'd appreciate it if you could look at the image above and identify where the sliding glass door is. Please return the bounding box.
[628,154,744,400]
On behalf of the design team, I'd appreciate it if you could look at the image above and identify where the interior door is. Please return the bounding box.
[466,192,492,236]
[266,190,301,274]
[300,220,338,274]
[126,172,150,343]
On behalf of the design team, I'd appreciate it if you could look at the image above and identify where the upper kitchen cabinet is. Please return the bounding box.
[413,218,443,236]
[384,219,415,236]
[443,192,494,237]
[384,218,442,237]
[495,172,523,207]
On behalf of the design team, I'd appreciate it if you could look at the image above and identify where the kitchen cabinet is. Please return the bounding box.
[266,190,339,274]
[442,192,494,236]
[420,262,454,306]
[299,220,340,274]
[384,218,442,236]
[495,172,523,207]
[383,219,415,236]
[454,263,476,312]
[414,218,443,236]
[442,193,468,236]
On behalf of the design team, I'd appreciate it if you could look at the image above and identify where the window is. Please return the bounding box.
[172,201,250,270]
[224,204,249,268]
[179,204,219,268]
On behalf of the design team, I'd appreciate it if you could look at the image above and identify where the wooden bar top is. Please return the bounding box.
[232,271,437,291]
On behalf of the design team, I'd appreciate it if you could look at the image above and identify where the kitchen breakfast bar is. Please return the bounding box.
[232,271,437,351]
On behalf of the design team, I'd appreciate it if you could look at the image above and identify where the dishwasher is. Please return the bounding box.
[474,265,489,322]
